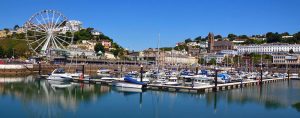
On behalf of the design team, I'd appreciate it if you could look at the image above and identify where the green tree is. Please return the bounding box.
[228,34,237,41]
[266,32,281,43]
[238,35,249,39]
[214,35,222,39]
[174,44,188,51]
[0,46,4,58]
[184,38,193,43]
[209,58,217,65]
[289,49,294,54]
[281,32,290,36]
[198,58,205,65]
[194,36,202,43]
[13,25,20,30]
[94,43,105,56]
[3,28,9,35]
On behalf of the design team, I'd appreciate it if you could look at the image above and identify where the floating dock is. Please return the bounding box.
[72,77,289,93]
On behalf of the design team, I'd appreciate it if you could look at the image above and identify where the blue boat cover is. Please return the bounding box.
[217,73,231,82]
[124,76,146,85]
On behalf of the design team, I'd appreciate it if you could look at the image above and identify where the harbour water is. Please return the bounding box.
[0,75,300,118]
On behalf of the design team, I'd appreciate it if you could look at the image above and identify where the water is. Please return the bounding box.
[0,76,300,118]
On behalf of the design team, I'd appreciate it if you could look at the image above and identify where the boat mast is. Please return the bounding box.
[156,33,160,79]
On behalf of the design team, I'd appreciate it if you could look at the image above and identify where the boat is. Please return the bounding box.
[112,76,146,89]
[290,73,300,80]
[164,76,180,86]
[47,68,73,82]
[192,77,211,87]
[97,69,111,77]
[70,69,90,80]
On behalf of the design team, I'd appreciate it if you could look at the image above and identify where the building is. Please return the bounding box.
[237,43,300,54]
[272,53,300,64]
[232,38,247,44]
[186,41,199,47]
[188,46,200,57]
[219,50,238,55]
[100,40,112,49]
[61,20,82,33]
[92,30,102,36]
[161,50,198,65]
[208,32,234,53]
[282,35,294,39]
[204,53,225,64]
[142,48,198,65]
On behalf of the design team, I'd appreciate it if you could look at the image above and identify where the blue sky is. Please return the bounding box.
[1,0,300,50]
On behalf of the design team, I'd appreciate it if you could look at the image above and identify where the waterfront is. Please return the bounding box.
[0,75,299,118]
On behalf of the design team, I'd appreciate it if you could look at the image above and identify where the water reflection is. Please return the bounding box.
[0,76,300,117]
[0,76,111,117]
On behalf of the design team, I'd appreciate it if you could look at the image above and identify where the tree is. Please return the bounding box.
[0,46,3,58]
[238,35,249,39]
[174,44,188,51]
[194,36,202,43]
[289,49,294,54]
[3,28,9,35]
[214,35,222,39]
[209,58,217,65]
[228,34,237,41]
[281,32,290,36]
[13,25,20,30]
[198,58,205,65]
[266,32,281,43]
[184,38,193,43]
[94,43,105,56]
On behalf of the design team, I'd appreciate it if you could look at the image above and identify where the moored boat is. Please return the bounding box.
[47,68,73,82]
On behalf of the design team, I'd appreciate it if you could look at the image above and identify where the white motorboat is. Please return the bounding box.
[192,76,211,87]
[70,73,90,80]
[47,68,73,82]
[112,81,144,89]
[164,76,180,86]
[97,69,111,77]
[247,73,257,79]
[290,73,300,80]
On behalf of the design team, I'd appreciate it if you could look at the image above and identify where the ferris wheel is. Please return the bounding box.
[24,10,74,56]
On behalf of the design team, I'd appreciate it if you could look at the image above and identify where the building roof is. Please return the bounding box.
[214,40,233,46]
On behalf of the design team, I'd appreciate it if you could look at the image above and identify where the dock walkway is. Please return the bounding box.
[72,77,289,93]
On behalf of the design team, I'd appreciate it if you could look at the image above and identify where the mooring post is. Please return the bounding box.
[140,64,143,82]
[288,69,290,80]
[38,62,41,75]
[82,65,85,80]
[214,68,218,92]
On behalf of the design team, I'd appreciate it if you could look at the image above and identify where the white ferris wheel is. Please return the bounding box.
[24,10,74,56]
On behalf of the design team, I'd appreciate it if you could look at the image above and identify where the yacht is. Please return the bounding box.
[112,76,146,89]
[70,69,90,80]
[290,73,300,80]
[47,68,73,82]
[164,76,180,86]
[97,69,111,77]
[193,77,211,87]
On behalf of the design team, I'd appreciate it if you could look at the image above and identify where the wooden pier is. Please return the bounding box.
[72,77,289,93]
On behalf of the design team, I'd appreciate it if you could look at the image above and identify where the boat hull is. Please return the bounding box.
[112,81,144,89]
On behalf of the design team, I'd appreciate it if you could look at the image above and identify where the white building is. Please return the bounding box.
[204,53,225,64]
[186,41,200,47]
[61,20,82,33]
[160,50,198,65]
[219,50,238,55]
[237,43,300,54]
